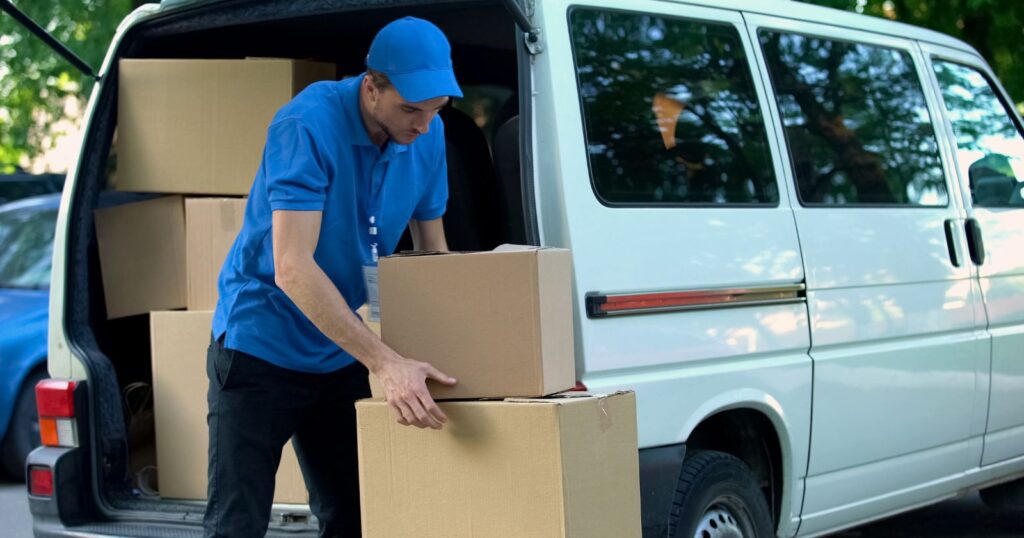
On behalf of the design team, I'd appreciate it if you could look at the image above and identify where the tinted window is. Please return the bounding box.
[760,32,947,206]
[933,61,1024,207]
[570,9,778,205]
[0,208,57,289]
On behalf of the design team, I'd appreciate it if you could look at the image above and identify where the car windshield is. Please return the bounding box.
[0,207,58,289]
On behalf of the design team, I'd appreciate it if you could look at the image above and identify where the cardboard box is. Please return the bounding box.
[95,196,187,319]
[150,310,307,503]
[356,391,641,538]
[117,58,336,195]
[378,246,575,399]
[186,197,246,310]
[95,196,246,318]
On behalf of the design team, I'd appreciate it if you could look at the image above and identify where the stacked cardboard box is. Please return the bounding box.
[151,311,306,503]
[358,245,642,537]
[97,58,336,502]
[357,392,641,538]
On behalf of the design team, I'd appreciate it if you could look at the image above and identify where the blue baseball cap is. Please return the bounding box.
[366,17,463,103]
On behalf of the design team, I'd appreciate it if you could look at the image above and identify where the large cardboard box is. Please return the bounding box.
[378,246,575,399]
[356,391,641,538]
[95,196,186,319]
[95,196,246,318]
[117,58,336,195]
[186,197,247,310]
[150,311,307,503]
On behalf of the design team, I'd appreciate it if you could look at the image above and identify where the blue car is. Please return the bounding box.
[0,192,60,479]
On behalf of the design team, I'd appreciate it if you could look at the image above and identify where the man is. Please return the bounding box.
[205,17,461,538]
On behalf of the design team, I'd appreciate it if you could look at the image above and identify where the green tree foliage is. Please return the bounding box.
[0,0,133,173]
[801,0,1024,114]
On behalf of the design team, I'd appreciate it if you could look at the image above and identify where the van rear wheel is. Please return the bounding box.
[669,450,774,538]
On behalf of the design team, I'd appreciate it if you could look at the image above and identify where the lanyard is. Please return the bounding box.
[366,150,390,266]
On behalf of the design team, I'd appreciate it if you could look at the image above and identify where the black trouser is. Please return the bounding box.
[204,336,370,538]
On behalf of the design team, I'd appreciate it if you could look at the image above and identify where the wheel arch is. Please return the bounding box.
[679,391,794,530]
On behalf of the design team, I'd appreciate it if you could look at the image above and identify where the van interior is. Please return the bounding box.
[65,0,528,516]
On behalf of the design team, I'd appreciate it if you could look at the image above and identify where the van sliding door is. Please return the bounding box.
[745,14,990,535]
[922,42,1024,467]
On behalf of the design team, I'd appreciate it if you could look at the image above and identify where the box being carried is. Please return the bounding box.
[378,245,576,400]
[356,391,641,538]
[117,58,336,195]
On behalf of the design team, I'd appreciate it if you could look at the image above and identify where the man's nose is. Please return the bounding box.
[413,114,431,134]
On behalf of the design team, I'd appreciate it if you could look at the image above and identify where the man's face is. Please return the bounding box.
[365,78,449,145]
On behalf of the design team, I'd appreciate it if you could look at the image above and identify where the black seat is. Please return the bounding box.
[396,106,503,252]
[492,115,526,245]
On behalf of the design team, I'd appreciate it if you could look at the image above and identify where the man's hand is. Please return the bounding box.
[374,354,456,429]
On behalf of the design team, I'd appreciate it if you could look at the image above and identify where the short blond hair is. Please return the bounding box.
[366,67,393,91]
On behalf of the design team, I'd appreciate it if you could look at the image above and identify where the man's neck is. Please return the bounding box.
[358,84,389,147]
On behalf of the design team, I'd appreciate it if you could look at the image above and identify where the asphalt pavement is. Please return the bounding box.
[0,477,1021,537]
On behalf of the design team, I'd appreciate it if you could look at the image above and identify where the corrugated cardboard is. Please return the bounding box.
[95,196,247,318]
[117,58,336,195]
[186,198,246,310]
[95,196,186,319]
[356,391,641,538]
[378,246,575,399]
[150,310,307,503]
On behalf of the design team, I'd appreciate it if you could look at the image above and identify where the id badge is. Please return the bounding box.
[362,264,381,322]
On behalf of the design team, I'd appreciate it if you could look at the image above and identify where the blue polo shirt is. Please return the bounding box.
[212,73,448,373]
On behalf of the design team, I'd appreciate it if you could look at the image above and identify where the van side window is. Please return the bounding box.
[760,32,948,206]
[569,9,778,206]
[933,61,1024,207]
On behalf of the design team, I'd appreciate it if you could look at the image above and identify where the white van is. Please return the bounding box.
[15,0,1024,536]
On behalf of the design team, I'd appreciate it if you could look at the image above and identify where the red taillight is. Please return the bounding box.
[36,380,79,447]
[570,380,588,392]
[36,380,76,417]
[29,466,54,496]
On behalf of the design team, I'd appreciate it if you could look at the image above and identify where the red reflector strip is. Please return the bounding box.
[586,285,805,318]
[601,290,744,312]
[569,380,588,392]
[36,379,76,417]
[29,466,54,497]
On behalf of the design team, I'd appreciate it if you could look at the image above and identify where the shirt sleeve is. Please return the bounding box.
[412,120,449,221]
[264,119,329,212]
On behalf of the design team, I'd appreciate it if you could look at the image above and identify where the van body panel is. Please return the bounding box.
[539,0,812,533]
[921,42,1024,467]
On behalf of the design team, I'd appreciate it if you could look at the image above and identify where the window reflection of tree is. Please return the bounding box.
[571,10,777,205]
[934,61,1024,207]
[761,32,947,206]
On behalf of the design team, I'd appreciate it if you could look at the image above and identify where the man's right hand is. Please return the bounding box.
[374,354,456,429]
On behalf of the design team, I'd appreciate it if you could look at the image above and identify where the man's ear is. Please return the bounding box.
[363,76,378,104]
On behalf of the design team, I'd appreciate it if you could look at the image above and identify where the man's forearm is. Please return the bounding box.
[275,257,390,373]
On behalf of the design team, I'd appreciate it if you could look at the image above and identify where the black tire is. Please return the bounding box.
[669,450,774,538]
[979,478,1024,511]
[1,368,47,481]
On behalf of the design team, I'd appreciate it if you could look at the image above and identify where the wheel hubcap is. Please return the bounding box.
[693,504,744,538]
